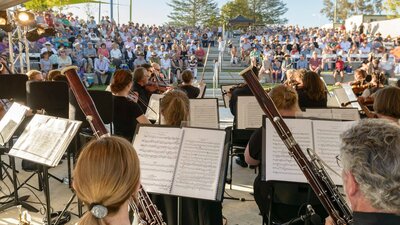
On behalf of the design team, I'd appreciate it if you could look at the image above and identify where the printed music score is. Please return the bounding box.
[8,114,81,167]
[264,118,355,186]
[133,125,227,201]
[237,96,264,129]
[189,98,219,129]
[0,103,28,146]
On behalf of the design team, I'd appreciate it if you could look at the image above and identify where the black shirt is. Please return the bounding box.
[229,84,253,117]
[296,88,327,109]
[132,82,150,113]
[179,85,200,99]
[113,96,143,141]
[353,211,400,225]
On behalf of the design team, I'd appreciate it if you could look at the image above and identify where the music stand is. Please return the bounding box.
[0,74,38,213]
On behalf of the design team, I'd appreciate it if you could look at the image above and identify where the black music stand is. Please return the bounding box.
[0,74,38,213]
[21,81,70,187]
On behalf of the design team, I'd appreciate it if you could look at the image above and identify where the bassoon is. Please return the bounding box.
[61,66,166,225]
[239,66,353,225]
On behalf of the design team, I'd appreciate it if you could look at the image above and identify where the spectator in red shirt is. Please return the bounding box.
[309,51,322,75]
[334,55,345,83]
[194,45,206,66]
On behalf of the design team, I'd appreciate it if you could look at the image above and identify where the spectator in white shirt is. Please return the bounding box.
[94,53,111,85]
[110,43,122,69]
[359,42,371,54]
[160,53,171,77]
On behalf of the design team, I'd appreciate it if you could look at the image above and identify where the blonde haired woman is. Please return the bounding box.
[73,136,141,225]
[160,89,190,126]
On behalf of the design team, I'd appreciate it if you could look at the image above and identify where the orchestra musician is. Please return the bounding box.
[360,72,385,98]
[73,136,141,225]
[325,119,400,225]
[132,66,152,113]
[293,70,327,109]
[110,69,150,141]
[150,89,224,225]
[178,70,200,99]
[371,86,400,122]
[348,69,370,96]
[244,85,303,223]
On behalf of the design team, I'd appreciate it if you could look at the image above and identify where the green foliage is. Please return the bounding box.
[384,0,400,17]
[24,0,104,12]
[220,0,287,26]
[321,0,386,23]
[167,0,219,27]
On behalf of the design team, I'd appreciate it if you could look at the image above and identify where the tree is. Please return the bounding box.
[321,0,386,23]
[385,0,400,17]
[220,0,288,25]
[167,0,219,27]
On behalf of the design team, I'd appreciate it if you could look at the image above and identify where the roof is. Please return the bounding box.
[0,0,29,10]
[228,15,255,24]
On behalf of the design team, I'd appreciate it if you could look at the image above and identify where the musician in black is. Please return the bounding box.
[132,66,152,113]
[178,70,200,99]
[245,85,305,223]
[325,119,400,225]
[111,70,150,141]
[228,66,258,167]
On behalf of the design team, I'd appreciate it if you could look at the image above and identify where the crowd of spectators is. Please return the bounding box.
[0,10,220,84]
[231,25,400,83]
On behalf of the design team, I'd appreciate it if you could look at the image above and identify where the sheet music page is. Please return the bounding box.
[189,99,219,129]
[171,127,225,200]
[237,96,264,129]
[221,85,235,108]
[327,93,340,107]
[9,114,81,167]
[0,103,28,146]
[133,126,183,195]
[312,120,356,185]
[333,88,350,106]
[331,108,360,121]
[341,84,361,110]
[265,118,313,183]
[145,94,164,122]
[302,108,333,119]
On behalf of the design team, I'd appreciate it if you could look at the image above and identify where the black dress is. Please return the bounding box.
[229,84,253,117]
[132,82,150,113]
[296,88,327,109]
[179,85,200,99]
[113,96,144,141]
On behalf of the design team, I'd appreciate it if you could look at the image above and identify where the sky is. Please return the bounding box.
[66,0,331,27]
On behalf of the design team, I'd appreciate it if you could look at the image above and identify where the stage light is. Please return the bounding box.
[15,11,35,26]
[0,10,13,32]
[26,25,57,42]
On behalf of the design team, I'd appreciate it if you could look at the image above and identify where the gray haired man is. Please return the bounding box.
[326,119,400,225]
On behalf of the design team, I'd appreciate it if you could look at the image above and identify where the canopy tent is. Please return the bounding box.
[228,15,255,27]
[0,0,29,10]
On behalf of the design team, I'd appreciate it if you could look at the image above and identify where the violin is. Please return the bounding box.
[145,73,172,93]
[341,96,377,118]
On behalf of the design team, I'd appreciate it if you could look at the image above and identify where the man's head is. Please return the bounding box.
[340,119,400,213]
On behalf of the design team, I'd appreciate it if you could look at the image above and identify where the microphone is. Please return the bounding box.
[280,205,322,225]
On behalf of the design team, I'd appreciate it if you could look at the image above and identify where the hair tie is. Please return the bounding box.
[89,203,108,219]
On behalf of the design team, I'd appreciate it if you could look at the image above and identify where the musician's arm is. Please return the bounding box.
[324,216,334,225]
[245,127,262,166]
[136,114,151,125]
[244,144,259,166]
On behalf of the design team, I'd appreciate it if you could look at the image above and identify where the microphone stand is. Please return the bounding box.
[280,205,321,225]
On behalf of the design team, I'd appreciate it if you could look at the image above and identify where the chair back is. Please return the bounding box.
[26,81,69,118]
[0,74,28,104]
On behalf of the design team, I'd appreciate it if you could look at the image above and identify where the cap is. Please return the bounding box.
[44,41,53,46]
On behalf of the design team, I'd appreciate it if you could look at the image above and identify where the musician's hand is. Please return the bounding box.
[325,216,335,225]
[132,91,139,103]
[357,96,366,104]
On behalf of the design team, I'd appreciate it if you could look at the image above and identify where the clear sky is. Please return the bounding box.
[66,0,331,27]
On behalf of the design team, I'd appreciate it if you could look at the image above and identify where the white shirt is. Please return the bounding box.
[110,48,122,59]
[161,58,171,69]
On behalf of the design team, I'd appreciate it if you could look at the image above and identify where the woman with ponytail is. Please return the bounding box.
[73,136,141,225]
[160,89,190,126]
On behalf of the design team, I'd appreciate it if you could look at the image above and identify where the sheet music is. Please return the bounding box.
[333,88,350,107]
[9,114,81,167]
[301,108,333,119]
[0,103,28,146]
[189,99,219,129]
[331,108,360,121]
[145,94,164,122]
[220,85,235,108]
[237,96,264,129]
[133,126,183,194]
[327,93,340,107]
[341,84,361,110]
[171,127,225,200]
[265,119,313,183]
[312,120,355,185]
